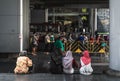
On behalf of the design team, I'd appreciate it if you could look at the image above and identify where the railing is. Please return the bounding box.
[65,41,109,54]
[29,36,109,55]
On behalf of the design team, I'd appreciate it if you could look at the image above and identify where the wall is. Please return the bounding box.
[0,0,20,53]
[0,0,29,53]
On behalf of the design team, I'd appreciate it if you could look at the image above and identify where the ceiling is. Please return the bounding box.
[30,0,109,9]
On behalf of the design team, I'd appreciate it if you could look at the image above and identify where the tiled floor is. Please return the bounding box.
[0,73,120,81]
[1,52,119,81]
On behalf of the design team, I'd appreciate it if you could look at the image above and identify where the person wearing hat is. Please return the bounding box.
[14,51,33,74]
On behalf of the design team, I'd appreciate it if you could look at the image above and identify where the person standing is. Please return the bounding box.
[45,33,50,52]
[31,33,39,55]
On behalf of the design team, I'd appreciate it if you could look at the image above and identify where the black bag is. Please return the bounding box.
[49,60,63,74]
[51,47,62,65]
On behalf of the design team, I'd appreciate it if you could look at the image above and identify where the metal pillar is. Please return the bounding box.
[90,8,94,37]
[45,8,48,22]
[94,8,97,32]
[52,8,56,23]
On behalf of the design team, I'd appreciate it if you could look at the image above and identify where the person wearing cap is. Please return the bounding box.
[14,51,33,74]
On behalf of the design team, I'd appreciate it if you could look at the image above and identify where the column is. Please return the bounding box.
[90,8,94,37]
[94,8,97,33]
[45,8,48,22]
[45,8,48,31]
[106,0,120,76]
[52,8,56,23]
[0,0,21,52]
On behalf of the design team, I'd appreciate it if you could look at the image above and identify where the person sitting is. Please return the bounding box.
[79,50,93,75]
[62,50,78,74]
[50,36,66,74]
[14,51,33,74]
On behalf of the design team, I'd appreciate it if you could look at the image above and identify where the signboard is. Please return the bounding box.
[97,9,110,33]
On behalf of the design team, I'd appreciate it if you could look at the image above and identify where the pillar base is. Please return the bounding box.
[105,68,120,77]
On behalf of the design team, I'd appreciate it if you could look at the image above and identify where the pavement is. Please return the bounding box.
[1,52,119,81]
[0,52,109,73]
[0,73,120,81]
